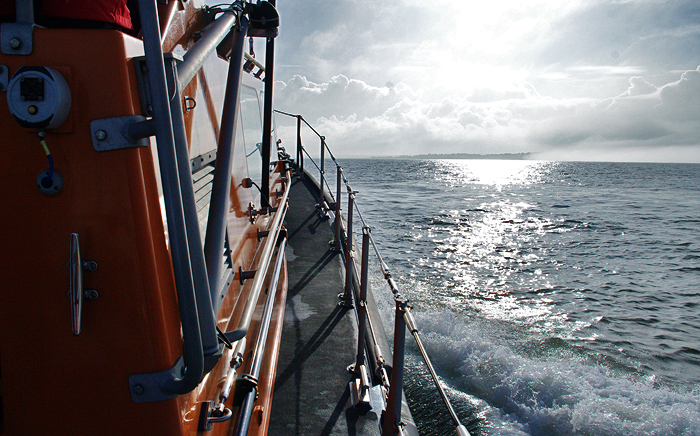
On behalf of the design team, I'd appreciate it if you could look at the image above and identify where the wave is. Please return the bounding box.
[408,311,700,436]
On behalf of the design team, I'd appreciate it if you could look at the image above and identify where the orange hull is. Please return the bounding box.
[0,2,286,435]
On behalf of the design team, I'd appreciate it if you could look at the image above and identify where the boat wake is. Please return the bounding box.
[406,311,700,436]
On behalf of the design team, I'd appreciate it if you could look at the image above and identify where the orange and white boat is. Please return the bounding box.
[0,1,291,434]
[0,1,466,435]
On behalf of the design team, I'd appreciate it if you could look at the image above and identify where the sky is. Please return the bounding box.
[264,0,700,162]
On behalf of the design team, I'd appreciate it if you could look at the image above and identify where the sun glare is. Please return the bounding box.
[436,159,549,186]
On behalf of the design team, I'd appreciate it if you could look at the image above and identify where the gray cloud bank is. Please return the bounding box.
[274,67,700,162]
[272,0,700,162]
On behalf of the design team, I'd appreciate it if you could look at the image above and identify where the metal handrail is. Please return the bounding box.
[224,166,291,341]
[178,4,241,91]
[133,0,273,399]
[274,110,470,436]
[138,0,205,395]
[203,16,249,313]
[234,236,287,436]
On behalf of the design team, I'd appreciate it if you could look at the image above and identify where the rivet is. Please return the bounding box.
[9,38,21,50]
[95,130,107,141]
[133,384,144,395]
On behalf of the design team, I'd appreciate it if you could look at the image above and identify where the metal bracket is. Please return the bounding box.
[90,115,152,151]
[0,65,8,92]
[248,202,258,223]
[133,53,183,117]
[232,374,259,406]
[1,23,34,55]
[348,363,372,411]
[128,357,185,403]
[257,229,269,241]
[69,233,98,335]
[198,401,233,432]
[133,57,153,117]
[239,266,257,285]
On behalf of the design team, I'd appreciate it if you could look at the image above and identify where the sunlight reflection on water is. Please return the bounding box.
[433,159,551,186]
[414,160,565,336]
[342,159,700,435]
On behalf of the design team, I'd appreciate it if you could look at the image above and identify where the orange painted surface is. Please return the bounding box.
[0,28,185,435]
[0,7,287,436]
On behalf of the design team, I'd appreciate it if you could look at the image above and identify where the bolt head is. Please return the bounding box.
[133,384,144,395]
[95,130,107,141]
[9,38,21,49]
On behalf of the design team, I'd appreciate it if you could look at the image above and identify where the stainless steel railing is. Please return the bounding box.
[132,0,281,402]
[274,110,471,436]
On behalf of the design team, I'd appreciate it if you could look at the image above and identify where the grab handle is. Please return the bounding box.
[69,233,83,335]
[69,233,98,335]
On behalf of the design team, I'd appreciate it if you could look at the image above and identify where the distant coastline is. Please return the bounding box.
[372,152,532,160]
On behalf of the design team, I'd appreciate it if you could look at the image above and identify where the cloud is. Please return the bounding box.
[274,67,700,161]
[620,76,657,97]
[269,0,700,161]
[658,67,700,121]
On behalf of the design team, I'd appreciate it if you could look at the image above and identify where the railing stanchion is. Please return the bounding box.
[334,166,342,252]
[319,136,326,216]
[340,189,355,307]
[355,228,370,369]
[296,115,303,175]
[349,227,371,407]
[383,297,408,436]
[273,109,470,434]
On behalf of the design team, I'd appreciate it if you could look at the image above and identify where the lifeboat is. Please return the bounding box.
[0,1,447,435]
[0,1,288,434]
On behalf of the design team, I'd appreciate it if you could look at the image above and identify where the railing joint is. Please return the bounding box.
[337,293,354,308]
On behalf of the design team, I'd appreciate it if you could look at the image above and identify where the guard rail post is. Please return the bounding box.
[349,227,371,407]
[334,166,342,252]
[383,297,408,436]
[340,189,355,307]
[354,228,370,371]
[319,136,326,216]
[296,115,303,174]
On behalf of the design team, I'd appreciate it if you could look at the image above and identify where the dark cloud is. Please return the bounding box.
[523,0,700,71]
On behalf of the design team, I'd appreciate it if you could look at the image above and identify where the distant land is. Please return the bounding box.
[374,152,533,160]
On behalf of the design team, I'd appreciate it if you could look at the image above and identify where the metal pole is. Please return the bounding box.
[319,136,326,214]
[341,190,355,306]
[204,17,248,313]
[166,55,219,358]
[405,309,471,436]
[296,115,301,169]
[353,228,370,372]
[260,6,276,208]
[138,0,203,395]
[383,298,408,436]
[177,11,237,91]
[233,237,287,436]
[334,166,342,252]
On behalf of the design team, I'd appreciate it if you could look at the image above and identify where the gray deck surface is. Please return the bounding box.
[268,175,381,436]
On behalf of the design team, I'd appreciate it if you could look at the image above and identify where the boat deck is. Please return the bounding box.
[269,174,381,435]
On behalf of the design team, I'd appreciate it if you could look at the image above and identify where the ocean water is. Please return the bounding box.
[336,159,700,436]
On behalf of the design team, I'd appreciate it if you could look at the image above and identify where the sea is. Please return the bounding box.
[336,159,700,436]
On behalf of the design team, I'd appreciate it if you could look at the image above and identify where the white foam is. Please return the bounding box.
[412,311,700,435]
